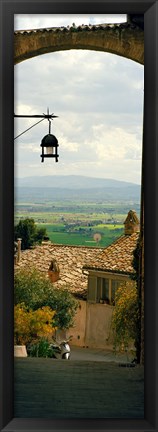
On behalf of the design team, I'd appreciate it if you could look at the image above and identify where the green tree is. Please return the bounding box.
[132,238,141,282]
[34,227,47,243]
[131,237,141,363]
[111,238,142,363]
[14,268,78,329]
[14,218,47,250]
[111,281,139,354]
[44,288,78,329]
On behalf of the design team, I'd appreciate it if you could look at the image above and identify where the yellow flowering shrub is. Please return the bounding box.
[14,303,56,346]
[111,281,139,353]
[14,267,78,329]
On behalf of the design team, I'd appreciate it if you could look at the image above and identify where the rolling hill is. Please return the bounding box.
[15,175,141,204]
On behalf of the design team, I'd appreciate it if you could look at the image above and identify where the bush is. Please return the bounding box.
[28,338,54,358]
[14,303,55,346]
[14,268,52,310]
[43,287,78,329]
[111,281,139,353]
[14,268,78,329]
[14,303,30,346]
[131,237,142,363]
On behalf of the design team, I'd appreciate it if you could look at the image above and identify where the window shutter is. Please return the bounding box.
[88,276,97,302]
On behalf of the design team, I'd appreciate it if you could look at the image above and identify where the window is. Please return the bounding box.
[97,277,109,304]
[88,275,123,305]
[88,276,97,302]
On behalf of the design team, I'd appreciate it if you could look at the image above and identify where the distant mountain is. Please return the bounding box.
[14,175,141,204]
[15,175,140,190]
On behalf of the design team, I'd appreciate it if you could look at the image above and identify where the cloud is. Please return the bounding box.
[59,134,79,153]
[14,14,144,184]
[14,14,127,31]
[89,125,142,161]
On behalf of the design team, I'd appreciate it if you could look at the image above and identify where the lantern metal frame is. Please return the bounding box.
[14,108,59,163]
[40,118,59,163]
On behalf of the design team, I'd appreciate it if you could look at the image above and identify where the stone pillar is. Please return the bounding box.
[17,238,22,262]
[140,112,144,365]
[140,223,144,365]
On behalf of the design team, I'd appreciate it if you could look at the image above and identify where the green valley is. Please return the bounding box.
[14,176,140,248]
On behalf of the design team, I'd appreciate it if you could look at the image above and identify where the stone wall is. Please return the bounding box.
[67,300,113,349]
[85,302,113,349]
[14,23,144,65]
[67,300,87,347]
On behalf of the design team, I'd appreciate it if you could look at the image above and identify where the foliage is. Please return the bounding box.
[14,303,55,346]
[27,338,54,358]
[131,236,142,363]
[44,288,78,329]
[131,237,141,281]
[14,268,78,329]
[14,268,52,310]
[14,218,47,250]
[111,281,139,353]
[111,237,142,363]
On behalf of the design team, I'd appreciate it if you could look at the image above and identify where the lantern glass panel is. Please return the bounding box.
[46,146,54,155]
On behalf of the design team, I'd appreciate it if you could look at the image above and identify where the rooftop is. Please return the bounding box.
[83,232,139,275]
[15,210,140,298]
[14,21,140,36]
[15,243,102,299]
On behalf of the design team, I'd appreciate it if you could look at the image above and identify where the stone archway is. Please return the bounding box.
[14,20,144,66]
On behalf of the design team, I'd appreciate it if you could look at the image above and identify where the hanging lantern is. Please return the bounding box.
[14,108,60,164]
[40,133,59,162]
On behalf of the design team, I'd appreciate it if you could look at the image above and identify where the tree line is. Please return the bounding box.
[14,217,48,249]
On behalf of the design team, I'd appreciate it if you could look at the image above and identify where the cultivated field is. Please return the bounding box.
[14,198,140,247]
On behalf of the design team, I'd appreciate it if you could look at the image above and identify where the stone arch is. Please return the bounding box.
[14,22,144,66]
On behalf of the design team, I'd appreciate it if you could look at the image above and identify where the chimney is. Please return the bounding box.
[48,259,60,283]
[124,210,140,235]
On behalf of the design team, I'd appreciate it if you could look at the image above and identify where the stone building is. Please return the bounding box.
[15,210,139,350]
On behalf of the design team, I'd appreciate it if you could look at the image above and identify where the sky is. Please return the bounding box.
[14,14,144,184]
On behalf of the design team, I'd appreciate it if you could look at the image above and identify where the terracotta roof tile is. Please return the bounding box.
[83,233,139,275]
[15,230,139,299]
[14,22,136,36]
[15,243,102,299]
